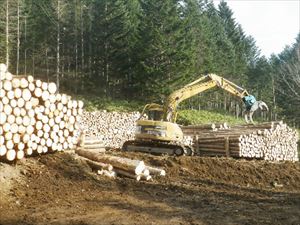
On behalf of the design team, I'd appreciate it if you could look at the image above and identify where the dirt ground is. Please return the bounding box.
[0,150,300,225]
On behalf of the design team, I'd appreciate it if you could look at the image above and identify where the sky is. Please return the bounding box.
[213,0,300,57]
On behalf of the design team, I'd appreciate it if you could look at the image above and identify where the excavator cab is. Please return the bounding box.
[140,103,164,121]
[135,103,182,141]
[137,103,183,141]
[122,103,187,155]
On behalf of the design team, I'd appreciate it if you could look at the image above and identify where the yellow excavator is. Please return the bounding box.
[122,74,258,156]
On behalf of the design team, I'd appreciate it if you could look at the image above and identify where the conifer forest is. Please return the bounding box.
[0,0,299,126]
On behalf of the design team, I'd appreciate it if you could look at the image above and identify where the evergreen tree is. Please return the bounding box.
[134,0,196,100]
[1,0,297,127]
[90,0,140,97]
[218,0,260,81]
[247,56,272,102]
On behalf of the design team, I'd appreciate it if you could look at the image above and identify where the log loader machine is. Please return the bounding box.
[122,74,267,156]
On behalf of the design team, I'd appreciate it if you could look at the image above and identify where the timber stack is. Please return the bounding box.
[0,64,83,162]
[78,136,106,153]
[81,111,141,148]
[182,121,299,161]
[182,122,230,134]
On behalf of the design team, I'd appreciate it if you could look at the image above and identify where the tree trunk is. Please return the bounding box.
[80,4,84,71]
[24,16,27,74]
[56,0,61,92]
[6,0,9,68]
[17,0,20,75]
[74,0,78,94]
[271,74,277,120]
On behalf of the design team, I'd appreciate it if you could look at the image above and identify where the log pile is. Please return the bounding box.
[78,136,106,153]
[81,111,141,148]
[181,122,230,134]
[81,111,298,161]
[75,149,165,181]
[0,64,83,161]
[182,123,230,146]
[182,121,299,161]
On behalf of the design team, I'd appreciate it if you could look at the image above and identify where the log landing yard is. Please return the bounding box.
[0,64,299,225]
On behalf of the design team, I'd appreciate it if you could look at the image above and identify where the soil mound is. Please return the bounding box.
[0,151,299,225]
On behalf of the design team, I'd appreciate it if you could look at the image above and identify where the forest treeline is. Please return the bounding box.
[0,0,299,126]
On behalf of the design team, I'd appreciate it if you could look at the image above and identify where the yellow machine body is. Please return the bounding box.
[135,119,183,142]
[123,74,250,155]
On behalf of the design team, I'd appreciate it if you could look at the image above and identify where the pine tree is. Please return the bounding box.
[89,0,139,97]
[133,0,193,100]
[218,0,260,81]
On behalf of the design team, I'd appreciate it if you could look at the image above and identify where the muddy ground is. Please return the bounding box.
[0,150,299,225]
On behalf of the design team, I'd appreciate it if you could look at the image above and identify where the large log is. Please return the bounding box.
[75,149,145,175]
[145,165,166,176]
[113,168,141,181]
[83,157,113,171]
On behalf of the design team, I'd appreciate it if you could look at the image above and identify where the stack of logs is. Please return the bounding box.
[75,148,166,181]
[182,123,230,146]
[78,136,106,153]
[82,110,298,161]
[182,121,299,161]
[81,111,141,148]
[0,64,83,161]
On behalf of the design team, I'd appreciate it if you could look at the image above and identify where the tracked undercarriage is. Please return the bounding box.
[122,140,194,156]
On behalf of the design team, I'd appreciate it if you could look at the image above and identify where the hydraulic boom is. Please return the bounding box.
[122,74,267,156]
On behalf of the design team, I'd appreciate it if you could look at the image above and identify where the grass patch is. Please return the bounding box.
[177,109,244,126]
[76,96,143,112]
[75,96,246,126]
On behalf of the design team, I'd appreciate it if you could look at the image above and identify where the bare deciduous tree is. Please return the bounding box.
[278,45,300,99]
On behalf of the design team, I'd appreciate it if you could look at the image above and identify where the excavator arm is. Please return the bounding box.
[122,73,268,156]
[163,74,249,122]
